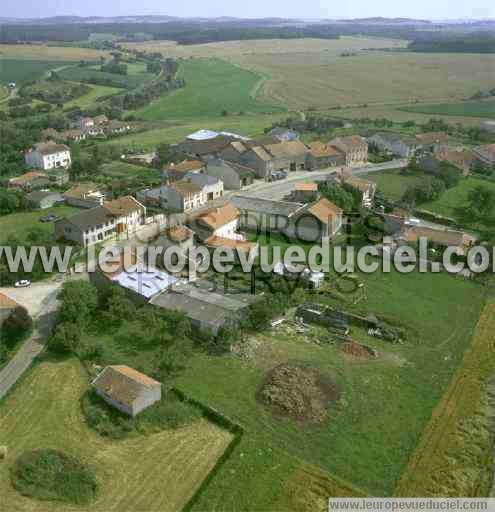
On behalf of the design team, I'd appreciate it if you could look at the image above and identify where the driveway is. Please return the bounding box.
[0,274,86,400]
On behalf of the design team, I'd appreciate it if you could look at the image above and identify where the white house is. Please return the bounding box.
[181,172,224,201]
[25,141,71,171]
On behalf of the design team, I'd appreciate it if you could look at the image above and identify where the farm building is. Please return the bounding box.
[26,191,64,210]
[92,365,162,417]
[204,158,255,190]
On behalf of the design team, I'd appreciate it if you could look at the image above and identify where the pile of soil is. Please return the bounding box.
[258,363,340,424]
[340,340,378,359]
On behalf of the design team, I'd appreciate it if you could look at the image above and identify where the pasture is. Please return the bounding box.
[177,265,485,497]
[0,358,234,512]
[136,58,282,121]
[362,169,423,201]
[63,83,123,109]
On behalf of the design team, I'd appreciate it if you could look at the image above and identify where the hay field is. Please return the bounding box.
[0,44,108,61]
[0,358,233,512]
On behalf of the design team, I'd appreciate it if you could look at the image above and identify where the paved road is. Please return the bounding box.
[239,159,406,201]
[0,275,86,400]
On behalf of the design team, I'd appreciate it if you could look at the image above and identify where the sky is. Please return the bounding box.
[2,0,495,20]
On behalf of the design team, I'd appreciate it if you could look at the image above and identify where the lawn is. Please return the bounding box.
[0,358,234,512]
[0,59,73,85]
[63,83,123,110]
[0,206,80,244]
[400,98,495,118]
[362,169,423,201]
[177,264,486,498]
[136,58,283,121]
[421,177,495,226]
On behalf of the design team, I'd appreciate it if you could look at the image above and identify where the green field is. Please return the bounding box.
[401,98,495,118]
[362,169,424,201]
[137,58,283,121]
[0,59,72,85]
[177,264,485,499]
[421,177,495,226]
[58,65,153,90]
[0,358,234,512]
[99,161,160,180]
[63,83,122,109]
[0,206,80,244]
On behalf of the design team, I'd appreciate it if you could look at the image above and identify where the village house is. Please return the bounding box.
[55,196,145,247]
[7,171,49,191]
[151,225,195,265]
[339,172,376,208]
[105,120,131,136]
[401,226,476,255]
[473,144,495,167]
[0,293,20,328]
[287,198,344,242]
[329,135,368,166]
[264,140,309,172]
[415,132,450,152]
[369,132,420,158]
[268,127,300,141]
[147,182,206,212]
[306,141,345,170]
[26,190,64,210]
[59,129,86,143]
[94,115,109,126]
[181,173,224,201]
[164,159,205,182]
[177,132,237,158]
[435,147,476,175]
[92,366,162,417]
[74,117,94,130]
[292,181,320,202]
[25,141,71,171]
[63,183,106,208]
[203,158,255,190]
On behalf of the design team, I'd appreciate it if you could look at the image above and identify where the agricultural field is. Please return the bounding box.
[0,59,73,85]
[362,169,424,201]
[177,265,486,498]
[0,358,234,512]
[0,44,107,61]
[58,65,152,90]
[137,58,283,121]
[99,161,160,180]
[401,98,495,118]
[0,206,80,244]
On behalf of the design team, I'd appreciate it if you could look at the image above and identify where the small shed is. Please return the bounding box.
[92,365,162,417]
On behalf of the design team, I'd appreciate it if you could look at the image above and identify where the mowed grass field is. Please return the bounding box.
[63,83,123,109]
[178,266,486,498]
[137,58,283,121]
[0,59,73,85]
[362,169,424,201]
[401,98,495,118]
[0,358,234,512]
[0,206,81,244]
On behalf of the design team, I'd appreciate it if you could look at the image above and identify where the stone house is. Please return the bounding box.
[63,183,106,208]
[203,158,255,190]
[415,132,450,153]
[306,141,345,170]
[152,182,207,212]
[329,136,367,166]
[7,171,50,191]
[292,182,319,202]
[368,132,420,158]
[181,173,224,202]
[165,160,205,182]
[25,141,71,171]
[92,365,162,417]
[435,147,476,175]
[151,225,195,264]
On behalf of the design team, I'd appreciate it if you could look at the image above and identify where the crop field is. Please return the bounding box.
[0,358,234,512]
[0,44,107,61]
[0,206,81,244]
[362,169,423,201]
[58,65,152,90]
[0,59,73,85]
[400,98,495,118]
[137,58,282,121]
[177,266,485,498]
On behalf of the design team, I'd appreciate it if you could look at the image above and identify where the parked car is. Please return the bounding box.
[39,213,58,223]
[14,279,31,288]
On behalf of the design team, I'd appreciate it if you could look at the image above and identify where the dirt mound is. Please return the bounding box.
[258,364,340,424]
[340,340,378,359]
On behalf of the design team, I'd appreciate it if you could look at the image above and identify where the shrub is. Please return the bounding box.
[81,389,201,439]
[10,449,98,505]
[0,306,33,349]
